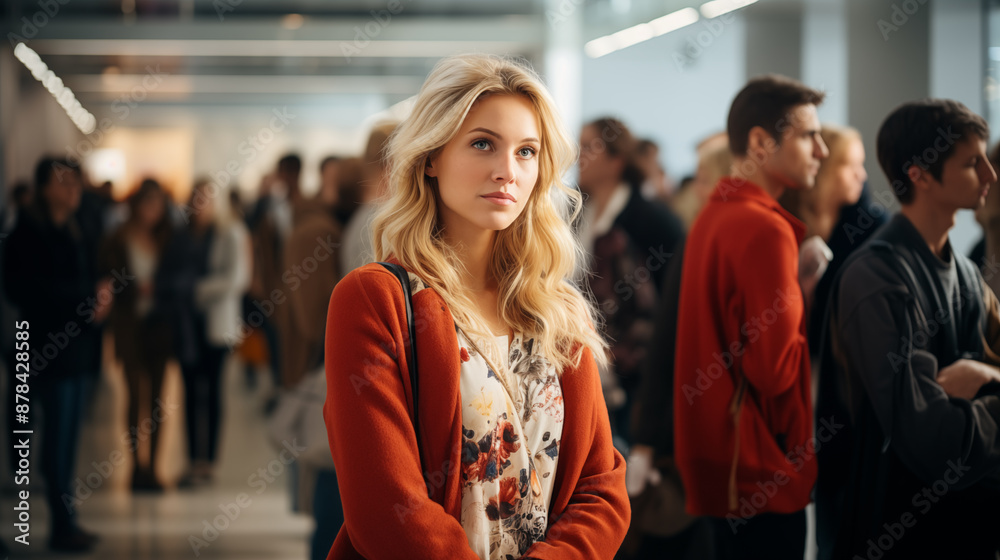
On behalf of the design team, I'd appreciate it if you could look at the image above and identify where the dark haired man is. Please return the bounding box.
[816,100,1000,559]
[3,158,108,552]
[673,75,828,559]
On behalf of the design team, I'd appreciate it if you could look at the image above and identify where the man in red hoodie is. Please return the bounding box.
[674,75,828,559]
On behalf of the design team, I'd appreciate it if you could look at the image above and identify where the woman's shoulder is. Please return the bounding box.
[333,263,411,308]
[338,261,396,289]
[553,344,601,391]
[333,263,440,316]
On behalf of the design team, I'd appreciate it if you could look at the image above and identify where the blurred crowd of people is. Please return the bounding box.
[4,69,1000,560]
[0,129,394,556]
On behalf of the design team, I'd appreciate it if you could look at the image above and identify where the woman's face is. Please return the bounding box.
[824,137,867,206]
[137,192,166,229]
[193,188,216,226]
[428,94,541,237]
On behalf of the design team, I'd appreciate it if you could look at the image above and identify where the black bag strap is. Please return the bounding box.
[377,262,425,491]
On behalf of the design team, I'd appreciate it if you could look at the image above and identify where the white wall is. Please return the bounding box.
[581,13,747,180]
[931,0,986,256]
[802,0,848,126]
[2,46,85,190]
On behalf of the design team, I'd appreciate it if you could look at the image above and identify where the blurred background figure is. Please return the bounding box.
[576,116,684,451]
[282,157,342,391]
[634,138,674,203]
[1,1,997,558]
[780,124,868,314]
[332,157,365,228]
[622,133,732,560]
[176,178,251,487]
[670,132,731,231]
[267,153,348,558]
[340,123,397,275]
[972,142,1000,296]
[2,182,32,233]
[100,179,177,492]
[3,158,106,552]
[247,154,302,396]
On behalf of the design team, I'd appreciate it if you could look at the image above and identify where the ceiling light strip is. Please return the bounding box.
[14,42,96,134]
[584,7,700,58]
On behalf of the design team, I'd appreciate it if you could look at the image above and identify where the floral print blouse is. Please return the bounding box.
[457,328,564,560]
[406,272,565,558]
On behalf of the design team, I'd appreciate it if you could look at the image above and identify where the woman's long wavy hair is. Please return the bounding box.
[371,54,608,373]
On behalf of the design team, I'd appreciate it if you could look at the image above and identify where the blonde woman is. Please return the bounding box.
[779,125,868,310]
[322,54,629,559]
[670,132,731,231]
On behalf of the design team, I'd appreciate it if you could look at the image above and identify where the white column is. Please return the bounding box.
[542,0,584,134]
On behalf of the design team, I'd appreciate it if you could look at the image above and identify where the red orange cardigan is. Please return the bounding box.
[674,177,814,518]
[323,263,629,559]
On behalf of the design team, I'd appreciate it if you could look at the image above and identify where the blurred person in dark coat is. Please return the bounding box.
[576,116,684,448]
[248,154,302,390]
[3,158,107,552]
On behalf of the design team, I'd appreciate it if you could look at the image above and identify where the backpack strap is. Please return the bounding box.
[377,262,426,495]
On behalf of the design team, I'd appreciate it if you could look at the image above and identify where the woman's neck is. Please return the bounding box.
[446,224,496,292]
[802,178,842,242]
[49,207,72,227]
[442,221,513,338]
[803,202,837,242]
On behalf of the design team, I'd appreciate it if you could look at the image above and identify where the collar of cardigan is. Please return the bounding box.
[710,176,806,244]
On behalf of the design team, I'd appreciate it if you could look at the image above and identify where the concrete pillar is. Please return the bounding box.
[846,0,930,213]
[745,7,802,80]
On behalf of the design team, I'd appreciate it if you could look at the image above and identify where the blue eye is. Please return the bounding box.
[472,139,491,151]
[518,147,537,158]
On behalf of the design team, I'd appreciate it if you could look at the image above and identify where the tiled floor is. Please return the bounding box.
[0,354,313,559]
